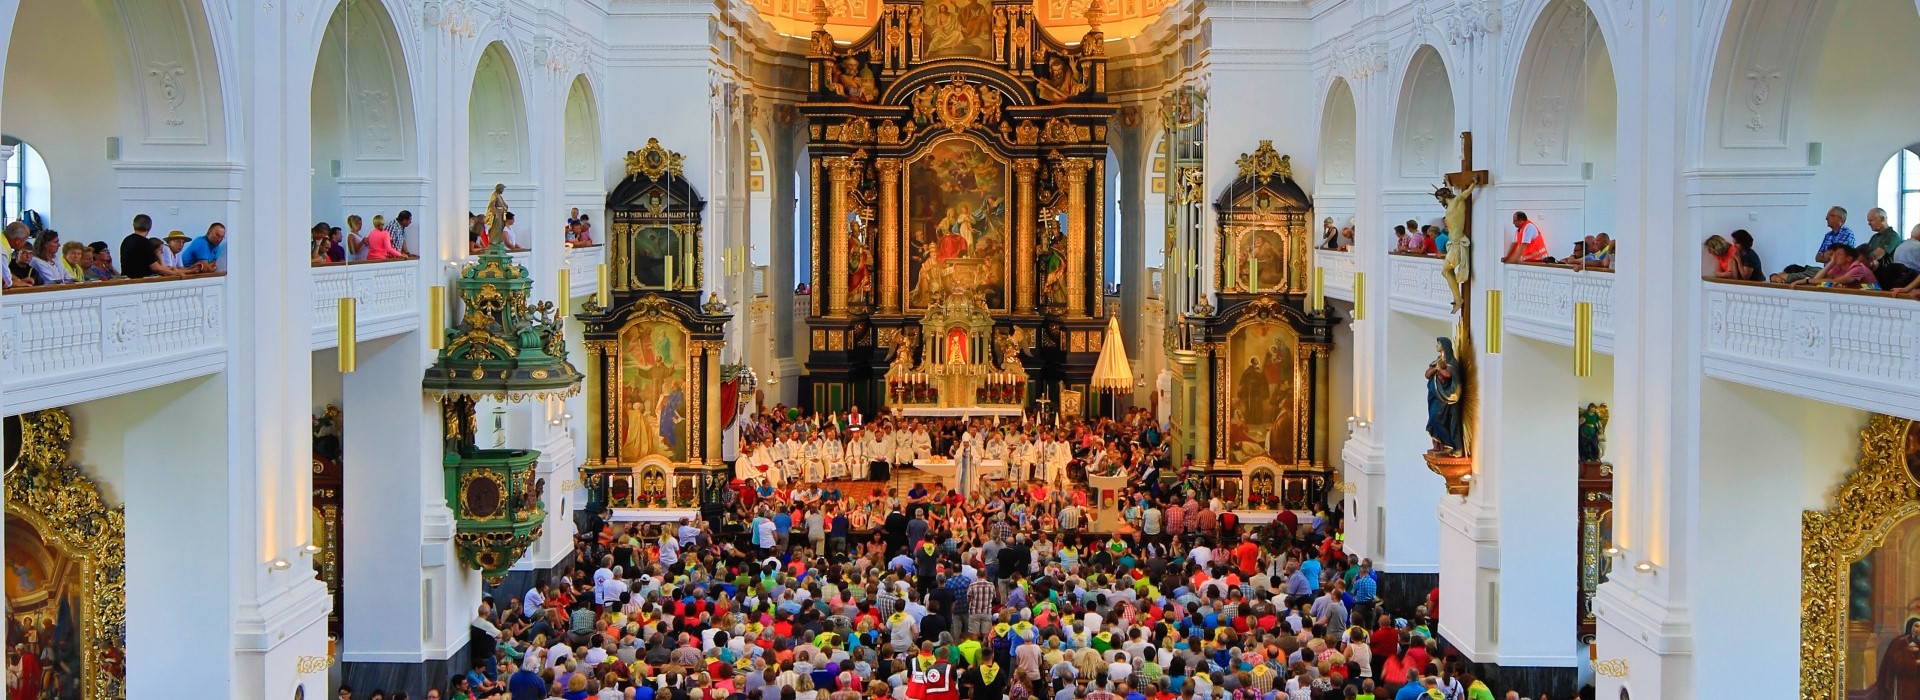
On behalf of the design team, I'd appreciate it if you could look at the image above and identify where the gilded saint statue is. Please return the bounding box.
[485,183,510,245]
[1434,183,1474,313]
[1425,337,1466,457]
[1035,53,1086,103]
[888,329,919,373]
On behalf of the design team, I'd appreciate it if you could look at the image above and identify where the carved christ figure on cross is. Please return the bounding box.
[1436,132,1489,314]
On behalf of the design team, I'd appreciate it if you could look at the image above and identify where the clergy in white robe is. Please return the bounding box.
[845,433,870,481]
[823,435,847,480]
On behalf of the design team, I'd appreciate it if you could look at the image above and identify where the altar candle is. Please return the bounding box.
[1227,248,1237,289]
[1250,258,1260,294]
[665,256,675,290]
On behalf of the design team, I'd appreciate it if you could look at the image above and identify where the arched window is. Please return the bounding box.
[1878,148,1920,238]
[2,138,50,226]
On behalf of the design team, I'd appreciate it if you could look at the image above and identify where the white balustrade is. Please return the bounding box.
[1504,264,1616,354]
[311,259,421,349]
[1705,281,1920,420]
[1314,249,1356,302]
[1,275,226,415]
[1388,254,1453,320]
[565,245,605,298]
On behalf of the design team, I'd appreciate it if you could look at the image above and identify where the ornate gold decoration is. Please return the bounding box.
[624,138,686,180]
[1803,416,1917,700]
[5,409,127,700]
[1041,117,1090,144]
[1015,120,1040,145]
[1177,166,1205,204]
[460,469,510,522]
[935,76,983,132]
[877,120,901,144]
[1236,140,1293,181]
[828,117,875,143]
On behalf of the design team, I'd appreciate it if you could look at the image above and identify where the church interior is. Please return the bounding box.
[1,0,1918,697]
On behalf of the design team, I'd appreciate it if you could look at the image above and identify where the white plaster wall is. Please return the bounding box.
[66,376,234,693]
[1694,379,1865,693]
[1491,336,1578,666]
[1804,0,1920,247]
[2,0,126,238]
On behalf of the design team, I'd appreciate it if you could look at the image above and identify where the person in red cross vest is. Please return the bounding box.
[1505,211,1550,263]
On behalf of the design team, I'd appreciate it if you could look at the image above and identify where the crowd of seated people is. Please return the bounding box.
[1703,205,1920,299]
[2,213,225,291]
[312,211,417,264]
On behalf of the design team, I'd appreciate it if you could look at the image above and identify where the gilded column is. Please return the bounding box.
[702,342,722,465]
[1014,159,1039,314]
[811,159,823,317]
[827,157,853,316]
[878,159,902,314]
[601,343,618,461]
[1062,158,1093,317]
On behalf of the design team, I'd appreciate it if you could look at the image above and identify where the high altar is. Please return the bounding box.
[577,139,734,512]
[797,0,1116,414]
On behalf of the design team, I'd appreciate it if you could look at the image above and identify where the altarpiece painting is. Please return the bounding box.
[797,0,1115,413]
[1803,417,1920,700]
[3,410,127,700]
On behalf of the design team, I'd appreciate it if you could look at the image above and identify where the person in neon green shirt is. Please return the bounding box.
[1464,673,1496,700]
[957,636,984,665]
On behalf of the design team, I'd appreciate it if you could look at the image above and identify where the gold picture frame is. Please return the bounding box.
[1802,415,1920,699]
[5,409,128,700]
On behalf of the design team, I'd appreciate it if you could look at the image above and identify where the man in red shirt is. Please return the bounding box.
[1233,539,1261,576]
[1368,613,1398,681]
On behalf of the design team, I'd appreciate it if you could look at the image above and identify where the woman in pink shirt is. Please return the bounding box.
[363,214,414,261]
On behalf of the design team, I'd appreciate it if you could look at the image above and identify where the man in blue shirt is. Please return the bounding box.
[178,223,225,272]
[773,508,793,549]
[505,658,543,700]
[1777,206,1855,283]
[1351,559,1379,620]
[1300,555,1323,593]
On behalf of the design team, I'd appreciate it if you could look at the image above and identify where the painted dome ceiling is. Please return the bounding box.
[749,0,1172,42]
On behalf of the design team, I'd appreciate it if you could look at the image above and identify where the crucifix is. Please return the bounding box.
[1438,131,1489,314]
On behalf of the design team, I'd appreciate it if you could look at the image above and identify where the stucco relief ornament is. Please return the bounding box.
[148,61,189,127]
[1745,64,1782,132]
[0,328,14,362]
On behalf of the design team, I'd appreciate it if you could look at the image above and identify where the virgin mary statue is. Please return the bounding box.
[1425,337,1465,456]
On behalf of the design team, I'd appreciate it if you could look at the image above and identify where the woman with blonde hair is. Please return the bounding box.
[364,214,412,261]
[345,214,367,260]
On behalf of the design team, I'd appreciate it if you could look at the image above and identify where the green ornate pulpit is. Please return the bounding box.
[423,242,583,583]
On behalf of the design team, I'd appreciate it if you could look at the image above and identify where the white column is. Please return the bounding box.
[231,1,331,696]
[340,334,435,662]
[1594,1,1701,698]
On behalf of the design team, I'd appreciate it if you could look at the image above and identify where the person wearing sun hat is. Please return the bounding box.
[159,229,191,268]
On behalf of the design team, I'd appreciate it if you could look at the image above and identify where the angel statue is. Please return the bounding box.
[996,331,1024,371]
[888,329,919,373]
[1424,337,1466,457]
[1434,183,1475,313]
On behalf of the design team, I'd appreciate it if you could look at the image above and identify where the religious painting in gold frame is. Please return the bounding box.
[3,409,127,700]
[1802,416,1920,700]
[616,318,692,465]
[905,136,1010,312]
[1222,319,1308,467]
[920,0,995,59]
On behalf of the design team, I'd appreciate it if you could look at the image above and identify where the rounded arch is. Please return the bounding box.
[1391,45,1457,184]
[3,0,232,235]
[470,41,533,191]
[1319,77,1358,189]
[310,0,422,225]
[564,74,602,186]
[1701,0,1920,212]
[1503,0,1619,237]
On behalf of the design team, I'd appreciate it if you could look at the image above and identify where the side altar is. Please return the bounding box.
[797,0,1118,414]
[1174,142,1342,512]
[575,139,732,514]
